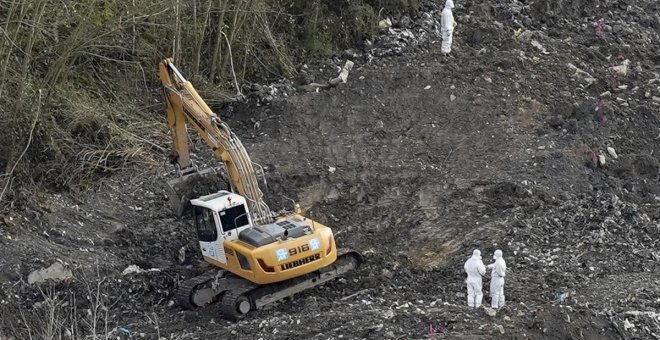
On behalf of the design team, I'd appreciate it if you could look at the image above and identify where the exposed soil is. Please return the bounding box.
[1,0,660,339]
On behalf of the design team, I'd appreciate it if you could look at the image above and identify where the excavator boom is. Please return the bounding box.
[159,58,272,224]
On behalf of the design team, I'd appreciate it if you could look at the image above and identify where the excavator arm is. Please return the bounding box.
[159,58,272,225]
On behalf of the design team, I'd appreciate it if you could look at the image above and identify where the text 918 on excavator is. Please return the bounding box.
[159,58,362,320]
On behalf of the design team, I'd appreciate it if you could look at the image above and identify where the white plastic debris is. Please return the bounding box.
[623,319,635,331]
[607,147,618,159]
[178,246,186,264]
[122,265,160,275]
[328,166,336,174]
[531,40,549,54]
[610,59,630,76]
[484,307,497,317]
[567,63,596,86]
[382,309,395,319]
[378,18,392,30]
[598,153,606,166]
[424,85,431,90]
[329,60,354,85]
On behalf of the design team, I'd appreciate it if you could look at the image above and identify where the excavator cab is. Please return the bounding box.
[190,191,253,265]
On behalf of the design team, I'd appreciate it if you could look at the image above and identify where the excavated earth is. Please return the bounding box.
[1,0,660,339]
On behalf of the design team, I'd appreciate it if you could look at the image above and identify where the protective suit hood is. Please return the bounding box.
[444,0,455,9]
[472,249,481,259]
[493,249,503,259]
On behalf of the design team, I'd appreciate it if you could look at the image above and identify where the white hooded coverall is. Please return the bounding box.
[488,250,507,308]
[464,249,486,308]
[440,0,455,55]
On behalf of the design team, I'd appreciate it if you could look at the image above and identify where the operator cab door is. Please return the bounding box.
[193,206,226,264]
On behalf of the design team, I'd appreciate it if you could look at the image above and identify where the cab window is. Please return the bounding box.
[219,204,249,232]
[193,206,217,242]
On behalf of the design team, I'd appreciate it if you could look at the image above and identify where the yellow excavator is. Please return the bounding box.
[158,58,362,320]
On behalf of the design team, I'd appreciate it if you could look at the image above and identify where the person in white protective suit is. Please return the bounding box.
[463,249,486,308]
[487,249,507,309]
[440,0,456,55]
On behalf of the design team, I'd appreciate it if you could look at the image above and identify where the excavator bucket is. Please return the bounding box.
[166,167,228,217]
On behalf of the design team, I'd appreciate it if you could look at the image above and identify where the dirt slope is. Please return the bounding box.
[1,0,659,339]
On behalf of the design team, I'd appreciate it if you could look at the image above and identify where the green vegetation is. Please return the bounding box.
[0,0,420,204]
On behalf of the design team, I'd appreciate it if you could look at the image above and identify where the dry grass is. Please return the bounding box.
[0,0,420,209]
[0,267,114,340]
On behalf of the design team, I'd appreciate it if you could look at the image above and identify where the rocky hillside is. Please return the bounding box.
[1,0,659,339]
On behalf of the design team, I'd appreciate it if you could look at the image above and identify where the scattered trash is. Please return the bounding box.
[623,311,660,322]
[28,262,73,284]
[610,59,630,77]
[484,307,497,317]
[428,323,437,337]
[623,319,635,331]
[178,246,186,264]
[531,40,549,54]
[301,60,355,91]
[122,265,160,276]
[567,63,596,86]
[595,18,605,38]
[424,85,431,90]
[378,18,392,30]
[598,153,606,166]
[328,166,337,174]
[368,323,384,332]
[607,147,618,159]
[329,60,355,86]
[483,73,493,83]
[3,2,660,339]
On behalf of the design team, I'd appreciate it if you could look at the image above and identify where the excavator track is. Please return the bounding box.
[250,249,363,309]
[176,249,363,320]
[175,270,220,309]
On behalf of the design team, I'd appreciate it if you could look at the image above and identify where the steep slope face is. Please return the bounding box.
[1,0,659,339]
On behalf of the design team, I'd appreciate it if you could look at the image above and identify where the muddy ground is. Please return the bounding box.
[1,0,660,339]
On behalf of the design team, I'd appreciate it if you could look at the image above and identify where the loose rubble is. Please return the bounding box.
[27,262,73,284]
[1,0,660,339]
